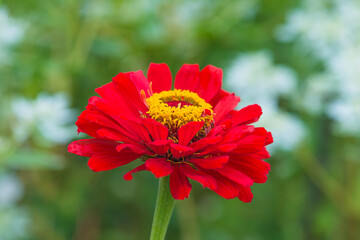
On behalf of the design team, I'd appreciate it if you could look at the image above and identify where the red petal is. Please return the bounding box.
[228,157,270,183]
[221,125,255,144]
[252,127,269,136]
[247,148,271,159]
[266,131,273,145]
[90,99,131,124]
[189,155,229,169]
[88,152,139,172]
[170,166,192,200]
[112,72,148,114]
[75,117,103,138]
[95,82,140,120]
[195,65,222,102]
[96,128,138,144]
[82,111,123,132]
[174,64,200,91]
[209,89,231,108]
[142,118,169,140]
[181,164,217,189]
[197,143,237,156]
[68,139,141,172]
[145,158,173,178]
[215,166,253,187]
[232,135,266,154]
[205,171,239,199]
[230,104,263,126]
[178,121,204,146]
[124,70,151,97]
[86,96,145,141]
[237,185,253,203]
[230,155,270,171]
[147,63,172,93]
[170,144,194,158]
[217,143,238,152]
[149,139,173,155]
[76,107,130,138]
[189,135,222,152]
[124,164,147,180]
[127,121,152,143]
[68,139,94,157]
[213,93,240,123]
[207,125,226,137]
[116,143,152,155]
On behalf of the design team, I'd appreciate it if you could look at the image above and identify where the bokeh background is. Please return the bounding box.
[1,0,360,239]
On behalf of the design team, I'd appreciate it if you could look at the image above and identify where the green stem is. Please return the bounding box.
[150,176,176,240]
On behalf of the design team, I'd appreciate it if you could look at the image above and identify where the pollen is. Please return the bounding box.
[145,89,214,132]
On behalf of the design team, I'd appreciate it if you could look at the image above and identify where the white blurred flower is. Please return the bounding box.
[328,45,360,99]
[0,173,29,239]
[226,51,305,151]
[0,173,23,207]
[327,97,360,136]
[0,8,24,62]
[227,51,296,107]
[257,104,306,152]
[11,93,76,144]
[302,73,338,114]
[279,0,360,136]
[277,0,360,60]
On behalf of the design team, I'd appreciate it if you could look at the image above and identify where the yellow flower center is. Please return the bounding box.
[145,89,214,133]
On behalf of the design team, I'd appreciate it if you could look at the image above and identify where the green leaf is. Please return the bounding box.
[5,149,64,170]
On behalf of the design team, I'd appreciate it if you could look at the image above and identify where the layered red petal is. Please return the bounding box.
[181,164,217,189]
[213,93,240,123]
[149,139,173,155]
[170,166,192,200]
[124,164,147,180]
[170,143,194,158]
[145,158,173,178]
[189,155,229,169]
[228,104,263,126]
[174,64,200,91]
[147,63,172,93]
[142,118,168,140]
[178,121,204,146]
[68,139,141,172]
[195,65,222,102]
[112,72,148,114]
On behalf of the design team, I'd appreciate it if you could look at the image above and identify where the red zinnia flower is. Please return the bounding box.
[68,63,272,201]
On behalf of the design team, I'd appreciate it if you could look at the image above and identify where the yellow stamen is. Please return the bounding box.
[145,89,214,131]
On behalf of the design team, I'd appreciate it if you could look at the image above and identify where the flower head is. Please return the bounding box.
[68,63,272,201]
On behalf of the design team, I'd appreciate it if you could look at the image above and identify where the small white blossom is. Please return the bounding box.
[257,103,306,152]
[280,0,360,136]
[327,97,360,136]
[277,0,360,60]
[0,8,24,62]
[0,173,23,207]
[11,93,76,144]
[227,51,296,106]
[227,51,305,151]
[302,73,338,114]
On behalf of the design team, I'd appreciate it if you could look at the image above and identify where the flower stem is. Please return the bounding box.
[150,176,176,240]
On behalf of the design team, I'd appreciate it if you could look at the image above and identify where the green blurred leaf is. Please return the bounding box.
[5,150,63,170]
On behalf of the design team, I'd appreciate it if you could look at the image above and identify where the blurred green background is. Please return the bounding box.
[1,0,360,239]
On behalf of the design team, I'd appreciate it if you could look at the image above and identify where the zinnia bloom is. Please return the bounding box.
[68,63,272,201]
